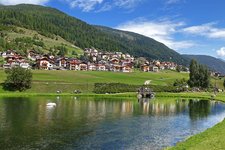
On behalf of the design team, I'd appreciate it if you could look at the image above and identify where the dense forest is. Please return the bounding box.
[0,4,188,65]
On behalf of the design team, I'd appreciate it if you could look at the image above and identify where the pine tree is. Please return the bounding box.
[188,59,210,88]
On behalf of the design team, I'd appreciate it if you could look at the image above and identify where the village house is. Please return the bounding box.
[159,64,165,70]
[121,61,133,72]
[79,63,88,71]
[88,63,97,71]
[67,59,80,70]
[141,64,150,72]
[3,63,11,69]
[149,65,159,72]
[115,52,122,58]
[168,62,177,70]
[56,57,68,69]
[153,60,161,67]
[3,55,30,69]
[2,50,17,58]
[161,62,177,70]
[36,57,53,70]
[96,64,106,71]
[91,56,97,62]
[121,65,133,73]
[111,53,119,58]
[111,64,121,72]
[84,48,98,57]
[110,58,120,64]
[101,53,109,60]
[28,50,39,61]
[20,62,30,69]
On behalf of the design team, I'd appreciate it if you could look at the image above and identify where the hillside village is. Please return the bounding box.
[0,48,187,73]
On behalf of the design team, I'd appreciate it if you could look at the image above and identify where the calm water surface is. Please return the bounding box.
[0,97,225,150]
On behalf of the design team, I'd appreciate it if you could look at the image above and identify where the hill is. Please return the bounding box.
[183,55,225,74]
[95,26,188,64]
[0,4,188,65]
[0,26,83,57]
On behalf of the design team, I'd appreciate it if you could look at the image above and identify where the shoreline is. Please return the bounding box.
[0,92,224,101]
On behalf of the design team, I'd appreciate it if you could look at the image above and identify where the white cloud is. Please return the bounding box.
[182,23,225,40]
[66,0,143,12]
[116,19,195,50]
[166,0,183,4]
[95,2,112,12]
[114,0,143,9]
[217,47,225,57]
[68,0,103,12]
[0,0,49,5]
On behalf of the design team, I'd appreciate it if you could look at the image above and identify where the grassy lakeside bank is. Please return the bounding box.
[0,92,136,97]
[0,92,224,101]
[157,92,225,102]
[169,112,225,150]
[169,120,225,150]
[168,93,225,150]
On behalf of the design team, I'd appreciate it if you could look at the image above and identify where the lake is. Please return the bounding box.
[0,97,225,150]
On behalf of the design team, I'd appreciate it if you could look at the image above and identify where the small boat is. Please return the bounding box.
[46,103,56,107]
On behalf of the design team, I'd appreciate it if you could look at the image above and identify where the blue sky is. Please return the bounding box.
[1,0,225,59]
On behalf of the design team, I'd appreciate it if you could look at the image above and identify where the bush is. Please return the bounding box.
[3,67,32,91]
[93,83,179,94]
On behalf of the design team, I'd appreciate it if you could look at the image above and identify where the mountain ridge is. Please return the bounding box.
[183,54,225,74]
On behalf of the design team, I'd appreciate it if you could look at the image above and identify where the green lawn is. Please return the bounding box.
[0,69,224,93]
[0,69,190,93]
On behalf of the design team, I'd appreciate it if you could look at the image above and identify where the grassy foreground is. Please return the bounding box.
[169,120,225,150]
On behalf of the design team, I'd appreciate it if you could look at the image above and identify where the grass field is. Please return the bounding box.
[0,69,190,93]
[0,69,224,93]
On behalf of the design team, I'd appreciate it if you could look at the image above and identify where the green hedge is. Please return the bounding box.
[93,83,179,94]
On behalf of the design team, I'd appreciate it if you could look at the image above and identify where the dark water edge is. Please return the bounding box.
[0,97,225,150]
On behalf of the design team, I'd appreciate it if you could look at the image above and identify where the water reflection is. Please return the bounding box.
[189,99,211,121]
[0,97,225,150]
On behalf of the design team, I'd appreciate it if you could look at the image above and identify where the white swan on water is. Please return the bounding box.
[46,103,56,107]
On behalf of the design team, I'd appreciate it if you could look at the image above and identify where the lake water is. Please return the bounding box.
[0,97,225,150]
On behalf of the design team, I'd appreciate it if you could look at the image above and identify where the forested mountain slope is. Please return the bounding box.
[183,55,225,74]
[0,4,188,65]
